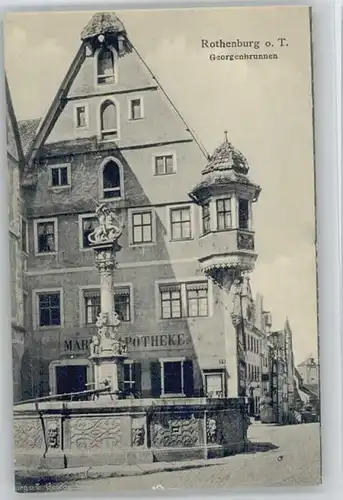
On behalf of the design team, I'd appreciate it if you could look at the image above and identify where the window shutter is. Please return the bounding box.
[183,360,194,397]
[150,361,161,398]
[133,362,142,395]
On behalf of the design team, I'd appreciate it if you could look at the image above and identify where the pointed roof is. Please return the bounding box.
[5,75,24,165]
[189,131,261,202]
[202,131,249,175]
[18,118,42,155]
[25,12,208,166]
[81,12,126,41]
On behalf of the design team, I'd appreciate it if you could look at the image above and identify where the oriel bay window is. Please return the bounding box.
[114,287,131,322]
[38,292,61,327]
[202,203,211,234]
[238,198,250,229]
[160,282,209,319]
[150,359,194,397]
[216,198,232,230]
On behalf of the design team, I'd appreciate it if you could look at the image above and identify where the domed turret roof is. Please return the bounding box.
[81,12,126,41]
[189,132,261,202]
[202,133,249,175]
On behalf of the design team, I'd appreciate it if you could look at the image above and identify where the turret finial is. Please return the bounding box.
[224,130,228,143]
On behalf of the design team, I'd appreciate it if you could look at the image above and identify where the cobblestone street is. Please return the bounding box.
[23,422,320,493]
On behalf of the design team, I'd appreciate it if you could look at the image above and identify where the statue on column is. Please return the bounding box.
[89,311,127,357]
[88,203,123,245]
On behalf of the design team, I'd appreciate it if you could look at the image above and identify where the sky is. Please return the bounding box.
[4,7,318,365]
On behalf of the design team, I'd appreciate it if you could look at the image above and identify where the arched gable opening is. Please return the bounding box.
[100,100,118,141]
[102,159,122,199]
[97,47,115,85]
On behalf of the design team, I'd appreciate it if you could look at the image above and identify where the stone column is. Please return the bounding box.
[88,204,128,398]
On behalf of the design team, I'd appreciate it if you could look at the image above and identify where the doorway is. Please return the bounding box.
[56,365,87,400]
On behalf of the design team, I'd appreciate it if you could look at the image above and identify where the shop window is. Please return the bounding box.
[150,359,194,397]
[238,198,249,229]
[80,215,98,249]
[97,47,115,85]
[114,287,131,322]
[132,211,152,244]
[38,292,61,327]
[154,154,175,175]
[100,100,118,141]
[216,198,232,230]
[102,160,121,199]
[170,207,191,240]
[202,203,211,234]
[35,219,57,254]
[84,289,101,325]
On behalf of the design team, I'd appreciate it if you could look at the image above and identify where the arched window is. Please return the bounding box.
[100,100,118,141]
[97,47,115,85]
[102,160,121,199]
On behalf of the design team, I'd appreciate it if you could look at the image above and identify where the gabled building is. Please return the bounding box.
[16,12,261,401]
[6,75,28,402]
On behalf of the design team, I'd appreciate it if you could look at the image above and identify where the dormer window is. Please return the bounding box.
[100,100,118,141]
[101,159,122,199]
[97,47,115,84]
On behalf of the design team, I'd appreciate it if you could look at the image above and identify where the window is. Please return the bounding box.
[35,219,57,254]
[38,292,61,327]
[159,281,209,319]
[160,285,182,319]
[170,207,191,240]
[238,199,250,229]
[129,98,143,120]
[132,211,152,244]
[75,105,87,128]
[102,160,121,199]
[80,216,97,249]
[21,218,28,253]
[97,47,115,84]
[84,290,101,324]
[202,203,211,234]
[155,155,175,175]
[100,100,118,141]
[186,283,208,317]
[50,166,69,187]
[151,359,193,397]
[114,287,131,322]
[216,198,232,230]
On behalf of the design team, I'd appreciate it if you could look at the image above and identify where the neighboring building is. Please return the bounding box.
[297,355,319,386]
[268,320,296,424]
[17,12,262,400]
[6,75,28,402]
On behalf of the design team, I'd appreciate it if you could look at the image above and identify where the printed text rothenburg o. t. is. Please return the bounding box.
[201,37,289,61]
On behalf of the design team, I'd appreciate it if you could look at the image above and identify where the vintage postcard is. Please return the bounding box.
[5,6,320,493]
